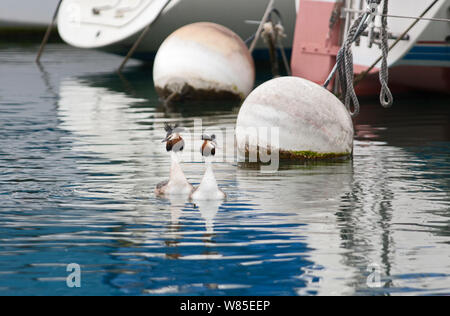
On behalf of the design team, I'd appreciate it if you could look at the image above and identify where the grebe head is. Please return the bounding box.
[162,123,185,152]
[201,134,217,157]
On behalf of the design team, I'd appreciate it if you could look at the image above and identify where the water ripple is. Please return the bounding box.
[0,45,449,295]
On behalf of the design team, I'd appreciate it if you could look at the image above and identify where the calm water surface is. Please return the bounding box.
[0,45,449,296]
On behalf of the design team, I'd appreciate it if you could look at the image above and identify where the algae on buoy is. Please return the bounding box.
[236,76,354,163]
[153,22,255,102]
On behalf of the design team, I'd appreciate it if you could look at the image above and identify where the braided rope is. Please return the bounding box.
[379,0,394,107]
[336,13,367,117]
[326,0,394,117]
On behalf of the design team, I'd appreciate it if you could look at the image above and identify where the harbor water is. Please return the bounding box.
[0,45,449,296]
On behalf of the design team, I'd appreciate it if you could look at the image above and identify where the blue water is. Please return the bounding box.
[0,45,449,296]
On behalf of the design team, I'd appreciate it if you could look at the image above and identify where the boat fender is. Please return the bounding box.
[153,22,255,102]
[236,76,354,164]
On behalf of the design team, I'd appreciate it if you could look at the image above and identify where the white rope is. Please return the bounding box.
[247,7,291,76]
[249,0,275,53]
[275,23,292,76]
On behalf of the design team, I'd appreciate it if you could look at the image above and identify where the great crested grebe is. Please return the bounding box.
[155,123,193,197]
[190,134,226,201]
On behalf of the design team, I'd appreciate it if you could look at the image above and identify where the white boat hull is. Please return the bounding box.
[351,0,450,94]
[350,0,450,70]
[57,0,297,60]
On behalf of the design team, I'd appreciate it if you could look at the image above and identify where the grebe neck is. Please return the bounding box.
[166,151,192,194]
[169,152,185,180]
[202,160,217,187]
[191,158,225,200]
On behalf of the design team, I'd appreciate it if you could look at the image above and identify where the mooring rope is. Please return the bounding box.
[248,0,275,54]
[379,0,393,108]
[246,7,292,76]
[324,0,394,117]
[36,0,63,63]
[118,0,171,72]
[276,26,292,76]
[327,11,370,117]
[261,21,280,77]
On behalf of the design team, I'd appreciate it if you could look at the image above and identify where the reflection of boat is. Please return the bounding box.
[57,0,297,60]
[57,77,164,197]
[292,0,450,94]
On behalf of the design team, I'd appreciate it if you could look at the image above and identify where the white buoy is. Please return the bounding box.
[153,22,255,101]
[236,76,354,161]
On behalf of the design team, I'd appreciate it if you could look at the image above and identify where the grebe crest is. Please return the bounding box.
[191,134,226,201]
[155,123,193,197]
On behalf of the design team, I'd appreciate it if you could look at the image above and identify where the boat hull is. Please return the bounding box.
[356,65,450,95]
[57,0,297,59]
[291,0,450,95]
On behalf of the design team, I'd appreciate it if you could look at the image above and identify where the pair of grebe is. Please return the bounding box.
[155,123,226,200]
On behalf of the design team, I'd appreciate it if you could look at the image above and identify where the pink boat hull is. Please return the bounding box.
[291,0,342,87]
